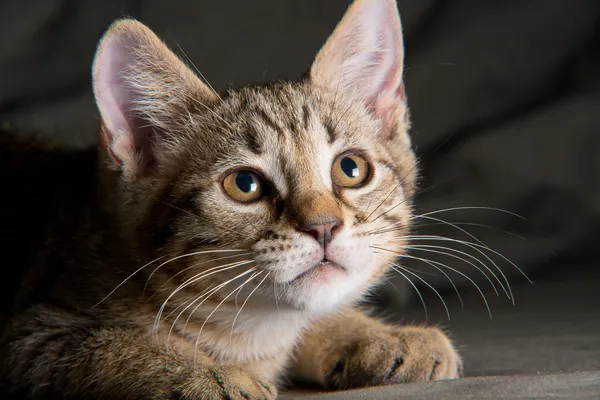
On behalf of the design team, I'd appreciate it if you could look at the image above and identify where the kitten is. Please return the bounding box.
[0,0,462,398]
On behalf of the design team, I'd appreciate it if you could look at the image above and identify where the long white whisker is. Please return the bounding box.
[374,245,463,307]
[94,255,166,307]
[411,221,528,241]
[415,206,525,220]
[192,268,261,363]
[375,255,428,320]
[177,281,234,336]
[379,239,502,297]
[273,281,280,312]
[389,262,451,321]
[159,252,253,289]
[401,242,510,299]
[371,197,409,223]
[365,186,399,222]
[383,249,492,318]
[166,266,257,350]
[229,272,269,340]
[369,206,525,237]
[154,260,252,335]
[172,40,221,101]
[406,233,531,289]
[145,249,246,292]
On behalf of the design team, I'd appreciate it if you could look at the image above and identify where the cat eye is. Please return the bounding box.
[223,170,264,203]
[332,153,370,188]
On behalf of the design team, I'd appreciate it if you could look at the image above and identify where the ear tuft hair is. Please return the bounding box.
[310,0,407,137]
[92,19,218,179]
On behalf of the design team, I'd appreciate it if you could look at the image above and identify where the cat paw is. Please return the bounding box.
[176,364,277,400]
[325,326,462,389]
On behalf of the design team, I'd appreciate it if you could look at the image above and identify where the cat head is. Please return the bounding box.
[92,0,416,314]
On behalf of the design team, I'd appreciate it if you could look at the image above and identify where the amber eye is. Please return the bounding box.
[332,153,370,188]
[223,170,264,202]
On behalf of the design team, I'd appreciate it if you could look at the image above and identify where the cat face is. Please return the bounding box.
[93,0,415,313]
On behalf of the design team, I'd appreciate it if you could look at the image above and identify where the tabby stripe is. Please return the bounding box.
[245,128,263,155]
[148,181,199,249]
[256,109,285,137]
[379,159,410,199]
[287,118,300,137]
[323,119,336,143]
[302,104,311,130]
[24,331,70,374]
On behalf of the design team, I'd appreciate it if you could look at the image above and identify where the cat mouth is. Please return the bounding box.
[292,260,346,283]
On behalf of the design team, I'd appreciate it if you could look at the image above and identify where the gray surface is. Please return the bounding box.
[282,371,600,399]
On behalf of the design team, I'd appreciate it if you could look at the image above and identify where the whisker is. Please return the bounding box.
[154,260,253,335]
[374,246,492,318]
[402,253,491,318]
[411,215,488,246]
[365,186,398,222]
[144,249,247,292]
[167,266,257,351]
[417,206,525,220]
[389,262,451,321]
[193,268,262,363]
[372,205,525,239]
[371,196,410,223]
[93,255,166,307]
[380,241,503,298]
[402,242,510,299]
[158,252,253,289]
[166,282,223,348]
[410,221,528,241]
[376,246,463,308]
[380,274,405,299]
[175,279,235,336]
[163,261,247,322]
[373,215,524,300]
[374,255,428,320]
[229,272,269,341]
[171,39,221,101]
[405,234,532,287]
[273,281,281,312]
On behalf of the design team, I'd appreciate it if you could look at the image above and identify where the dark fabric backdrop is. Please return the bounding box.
[2,0,600,304]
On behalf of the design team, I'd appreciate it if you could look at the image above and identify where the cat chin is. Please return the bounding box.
[275,269,369,314]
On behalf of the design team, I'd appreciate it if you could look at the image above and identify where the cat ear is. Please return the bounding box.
[309,0,407,136]
[92,19,218,179]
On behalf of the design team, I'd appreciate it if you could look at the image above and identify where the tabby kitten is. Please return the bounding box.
[0,0,461,398]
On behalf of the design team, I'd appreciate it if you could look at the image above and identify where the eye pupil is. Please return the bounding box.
[341,157,359,178]
[235,172,257,193]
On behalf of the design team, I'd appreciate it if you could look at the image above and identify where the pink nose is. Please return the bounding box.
[302,220,342,246]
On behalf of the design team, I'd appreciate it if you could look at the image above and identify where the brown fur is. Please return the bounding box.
[0,1,461,399]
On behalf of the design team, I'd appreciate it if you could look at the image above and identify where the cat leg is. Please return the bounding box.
[1,306,277,399]
[290,308,462,390]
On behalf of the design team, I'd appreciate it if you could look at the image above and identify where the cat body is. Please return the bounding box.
[0,1,461,399]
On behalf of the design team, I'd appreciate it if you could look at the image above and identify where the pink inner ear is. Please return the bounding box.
[94,35,156,172]
[311,0,406,127]
[371,52,405,121]
[95,37,134,143]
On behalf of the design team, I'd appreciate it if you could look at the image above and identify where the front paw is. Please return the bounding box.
[326,326,462,389]
[176,364,277,400]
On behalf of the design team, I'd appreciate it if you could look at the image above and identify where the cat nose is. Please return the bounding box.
[301,219,342,246]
